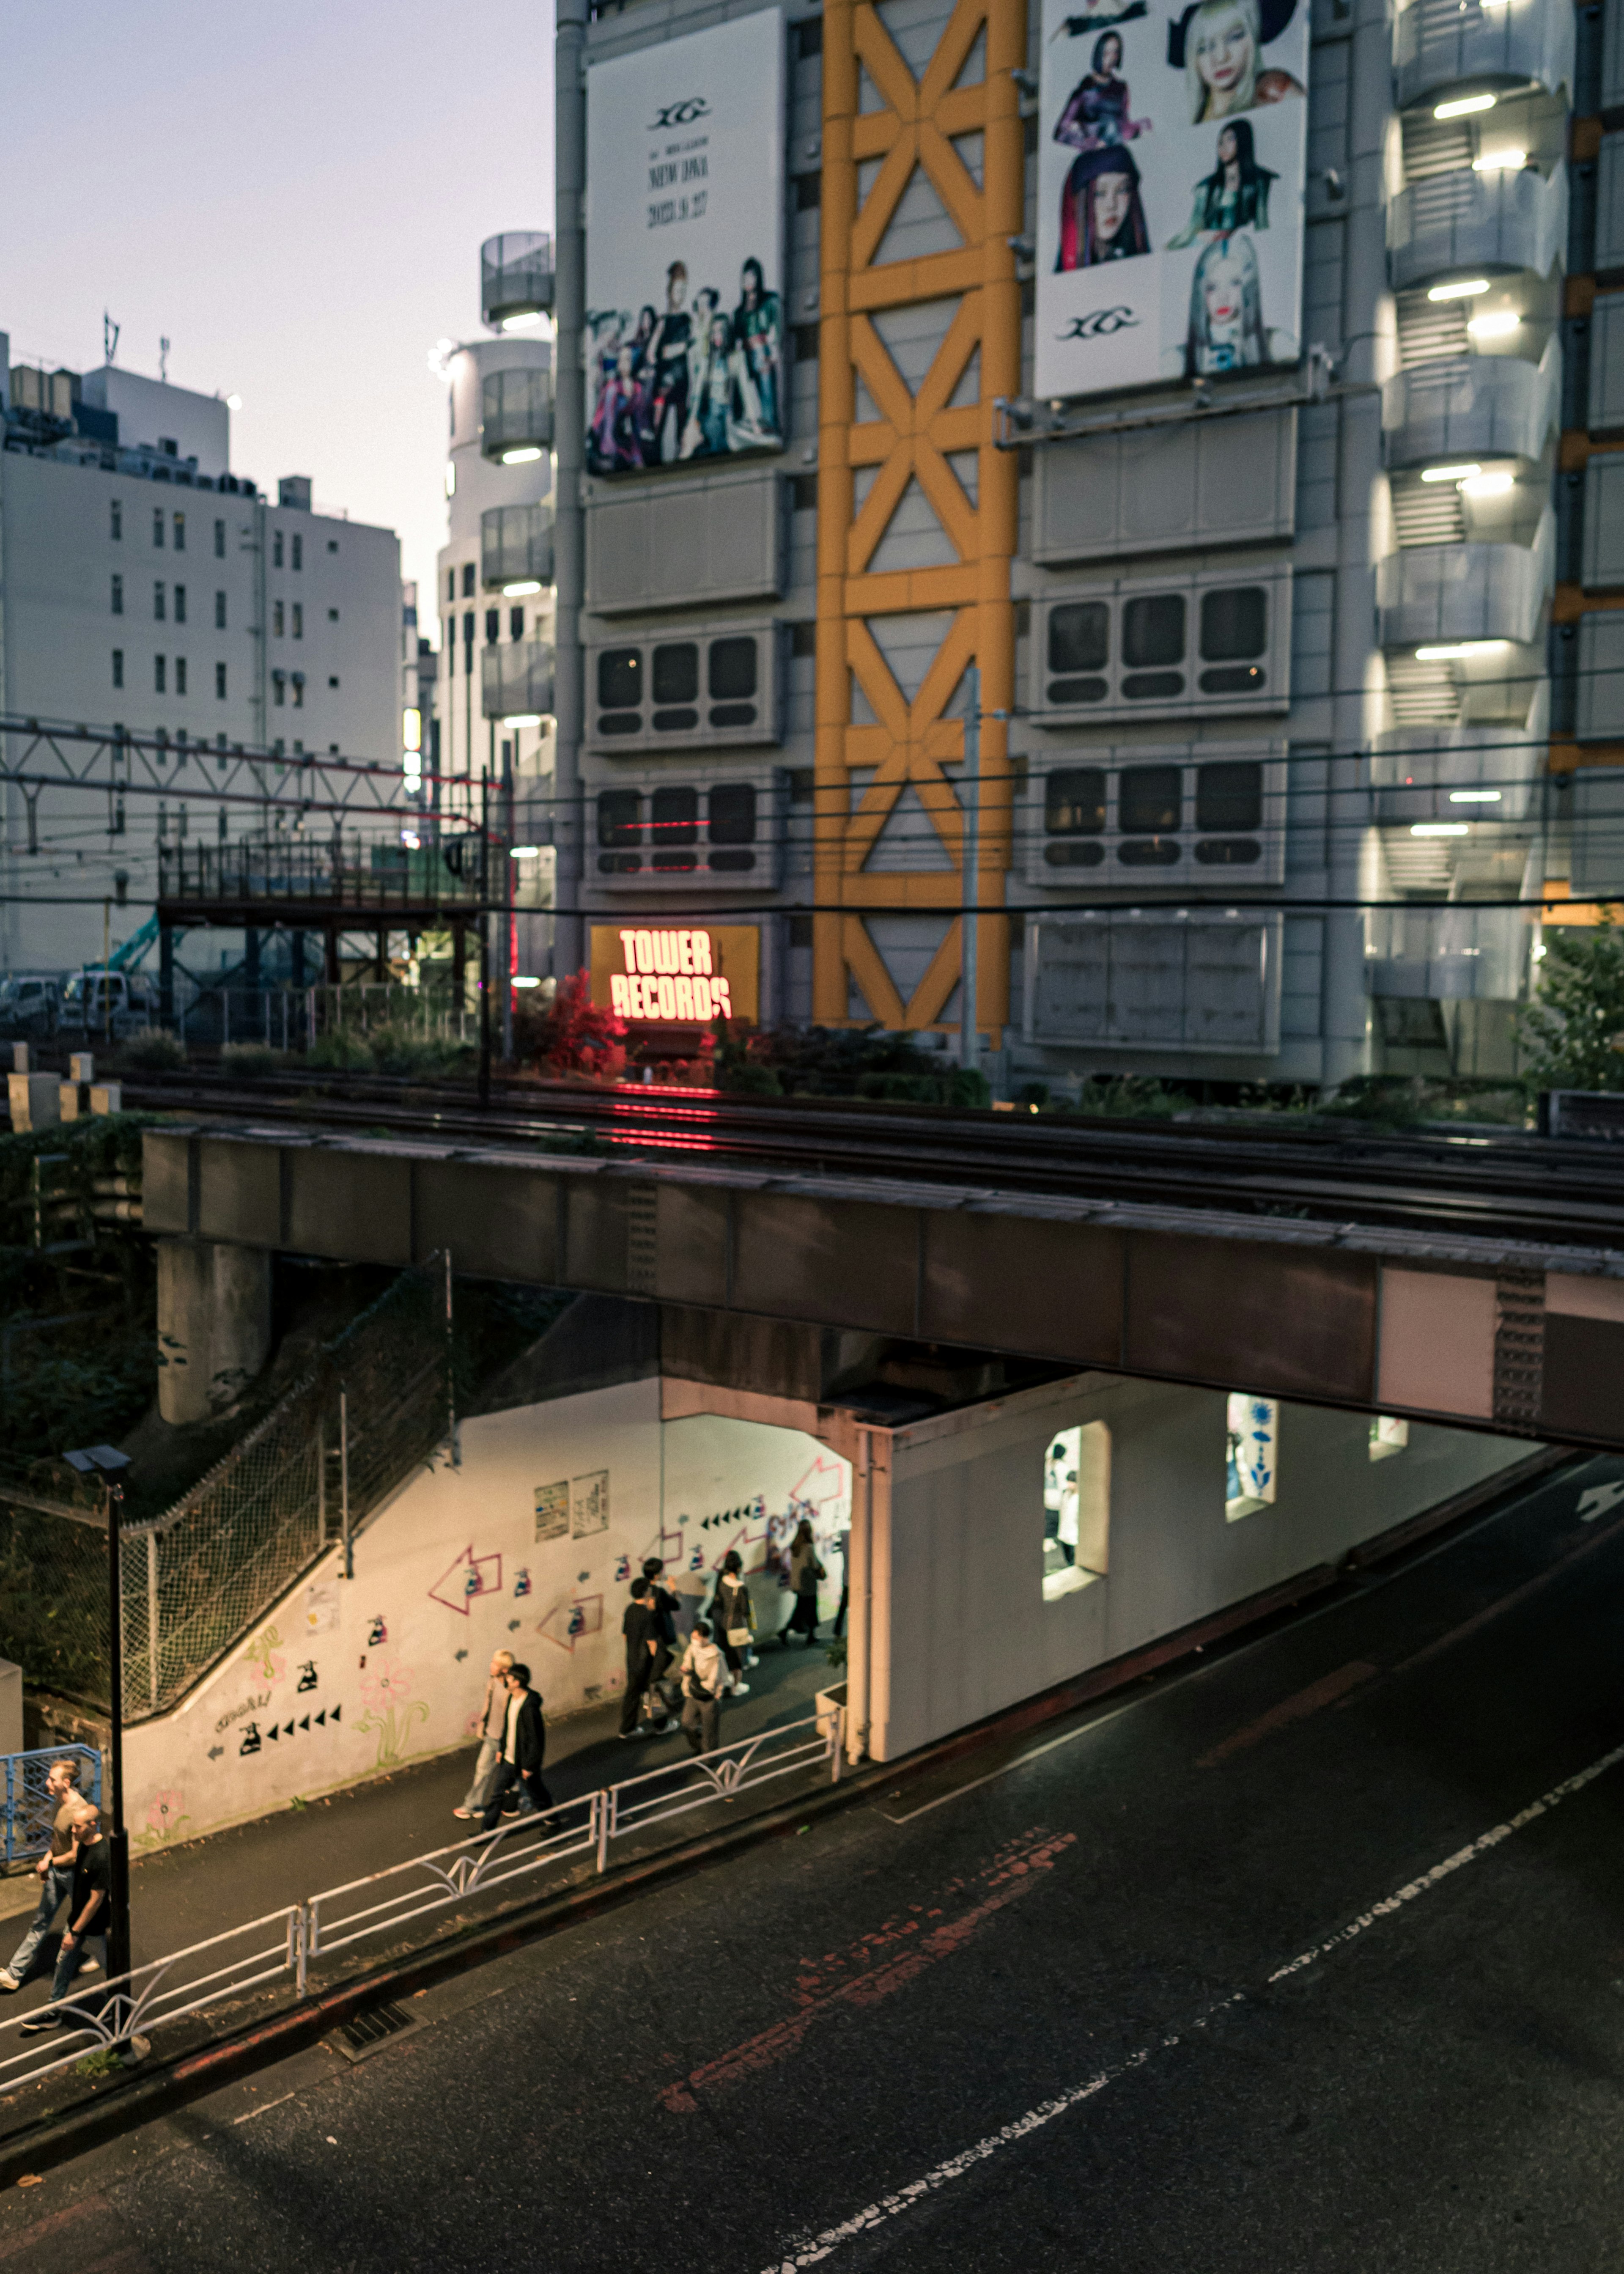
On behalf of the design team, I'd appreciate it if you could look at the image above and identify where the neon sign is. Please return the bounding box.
[608,927,734,1021]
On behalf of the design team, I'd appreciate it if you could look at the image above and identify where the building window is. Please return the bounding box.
[327,675,339,689]
[214,590,226,629]
[1042,1423,1110,1601]
[485,608,500,645]
[272,671,286,707]
[111,500,123,542]
[462,612,475,648]
[510,607,525,641]
[153,581,166,622]
[174,585,187,625]
[461,563,475,597]
[1369,1415,1409,1462]
[293,675,305,709]
[215,661,227,700]
[176,659,187,697]
[1225,1393,1278,1520]
[328,607,338,622]
[154,655,167,694]
[153,508,164,548]
[273,600,285,637]
[110,575,123,616]
[292,604,303,637]
[292,534,302,571]
[327,539,338,553]
[112,649,124,689]
[447,568,455,603]
[273,531,285,568]
[214,518,225,558]
[173,512,186,552]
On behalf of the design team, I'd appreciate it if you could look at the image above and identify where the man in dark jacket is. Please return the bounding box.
[619,1576,668,1739]
[480,1665,551,1829]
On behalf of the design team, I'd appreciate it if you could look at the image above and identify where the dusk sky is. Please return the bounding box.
[3,0,555,640]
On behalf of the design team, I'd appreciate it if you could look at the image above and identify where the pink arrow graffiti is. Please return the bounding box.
[429,1545,504,1615]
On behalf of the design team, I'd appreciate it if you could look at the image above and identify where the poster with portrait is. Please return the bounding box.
[585,9,786,475]
[1034,0,1310,400]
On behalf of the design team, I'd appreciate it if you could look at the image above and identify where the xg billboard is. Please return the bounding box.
[585,9,786,475]
[1035,0,1310,400]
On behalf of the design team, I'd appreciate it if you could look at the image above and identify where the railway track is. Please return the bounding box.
[111,1067,1624,1255]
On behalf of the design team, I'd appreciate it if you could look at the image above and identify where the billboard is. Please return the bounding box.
[590,924,761,1024]
[1034,0,1309,401]
[585,10,785,475]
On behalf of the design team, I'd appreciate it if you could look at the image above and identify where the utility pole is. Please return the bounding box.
[959,665,980,1077]
[478,767,492,1108]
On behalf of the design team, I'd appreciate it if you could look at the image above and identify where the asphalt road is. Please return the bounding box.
[6,1450,1624,2273]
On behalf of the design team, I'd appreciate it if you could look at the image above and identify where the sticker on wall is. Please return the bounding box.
[429,1546,504,1614]
[535,1481,570,1542]
[538,1595,604,1653]
[301,1582,341,1636]
[614,1555,631,1582]
[571,1472,610,1538]
[367,1615,389,1647]
[513,1568,532,1598]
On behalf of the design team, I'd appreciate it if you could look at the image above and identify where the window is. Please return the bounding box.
[485,608,500,645]
[1046,603,1109,703]
[216,661,227,700]
[327,675,339,688]
[110,574,123,616]
[1199,587,1267,692]
[1035,754,1281,884]
[1043,768,1106,867]
[173,512,185,552]
[1042,1422,1110,1600]
[154,655,167,694]
[291,534,302,571]
[651,784,700,871]
[214,590,226,629]
[293,674,305,709]
[597,788,642,872]
[292,603,303,638]
[462,563,475,597]
[273,531,285,568]
[1035,578,1283,720]
[327,607,338,622]
[174,585,187,625]
[653,642,699,727]
[708,783,757,869]
[462,611,474,648]
[153,508,164,548]
[112,649,124,689]
[1121,593,1185,698]
[274,601,285,637]
[154,580,167,622]
[509,606,525,641]
[447,568,456,603]
[272,671,286,707]
[111,500,123,542]
[327,539,338,553]
[176,658,187,696]
[599,647,643,718]
[1118,763,1181,865]
[1369,1415,1409,1462]
[588,627,779,749]
[709,636,758,725]
[1225,1393,1278,1519]
[214,518,225,558]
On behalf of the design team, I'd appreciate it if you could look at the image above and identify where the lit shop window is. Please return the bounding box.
[1369,1415,1409,1462]
[1042,1422,1111,1601]
[1225,1393,1278,1521]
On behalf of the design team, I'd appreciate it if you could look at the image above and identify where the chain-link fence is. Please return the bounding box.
[0,1259,452,1723]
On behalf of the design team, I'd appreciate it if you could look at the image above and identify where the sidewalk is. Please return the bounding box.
[0,1634,841,1985]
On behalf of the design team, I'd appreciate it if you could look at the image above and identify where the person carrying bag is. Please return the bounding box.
[678,1617,727,1757]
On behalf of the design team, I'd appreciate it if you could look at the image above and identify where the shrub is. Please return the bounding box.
[123,1027,186,1071]
[527,971,626,1081]
[307,1029,371,1071]
[219,1041,279,1080]
[1519,911,1624,1091]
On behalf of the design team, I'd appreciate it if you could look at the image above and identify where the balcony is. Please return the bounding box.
[481,367,553,461]
[1377,507,1553,648]
[1393,0,1574,115]
[482,639,554,722]
[1369,700,1545,824]
[1387,162,1566,296]
[1381,343,1558,473]
[482,502,554,590]
[480,232,554,331]
[1366,905,1531,1002]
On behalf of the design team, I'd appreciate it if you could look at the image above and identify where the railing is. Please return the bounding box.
[0,1704,843,2105]
[1392,0,1574,113]
[481,231,554,328]
[0,1747,103,1868]
[1387,162,1567,297]
[157,832,495,913]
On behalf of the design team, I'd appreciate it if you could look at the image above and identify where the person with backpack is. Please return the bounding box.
[778,1519,826,1645]
[709,1551,754,1695]
[678,1616,727,1756]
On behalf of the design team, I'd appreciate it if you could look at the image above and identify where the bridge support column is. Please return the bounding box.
[157,1240,272,1427]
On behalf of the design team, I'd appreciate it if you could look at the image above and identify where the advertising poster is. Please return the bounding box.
[1034,0,1309,400]
[585,9,785,474]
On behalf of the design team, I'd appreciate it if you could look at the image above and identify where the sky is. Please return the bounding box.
[2,0,555,637]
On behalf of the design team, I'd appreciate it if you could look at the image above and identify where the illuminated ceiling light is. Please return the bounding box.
[502,579,543,597]
[1421,462,1480,483]
[402,706,422,754]
[1449,789,1503,802]
[1473,148,1526,172]
[1428,277,1490,301]
[1411,822,1470,835]
[501,311,545,331]
[501,446,543,465]
[510,845,541,859]
[503,712,543,728]
[1435,92,1496,118]
[1468,309,1522,338]
[444,463,456,498]
[1460,470,1515,497]
[513,975,543,989]
[225,393,243,411]
[1415,640,1509,659]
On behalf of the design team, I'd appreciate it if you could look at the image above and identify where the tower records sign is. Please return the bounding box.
[1034,0,1309,400]
[585,9,786,475]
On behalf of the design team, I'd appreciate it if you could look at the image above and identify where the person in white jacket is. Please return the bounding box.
[678,1617,727,1757]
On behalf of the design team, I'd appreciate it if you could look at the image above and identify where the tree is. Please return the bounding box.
[525,971,626,1082]
[1519,911,1624,1091]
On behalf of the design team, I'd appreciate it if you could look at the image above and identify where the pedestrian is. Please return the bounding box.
[643,1557,680,1683]
[479,1664,553,1831]
[20,1805,110,2035]
[778,1519,826,1645]
[453,1649,514,1820]
[678,1616,727,1756]
[619,1576,670,1740]
[709,1552,754,1695]
[0,1757,95,1994]
[833,1524,851,1640]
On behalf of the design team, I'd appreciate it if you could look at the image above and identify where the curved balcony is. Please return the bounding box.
[481,639,554,723]
[481,366,553,461]
[481,232,554,331]
[1366,905,1532,1002]
[482,502,554,590]
[1377,508,1553,649]
[1381,343,1558,473]
[1369,698,1545,824]
[1393,0,1573,114]
[1387,162,1566,296]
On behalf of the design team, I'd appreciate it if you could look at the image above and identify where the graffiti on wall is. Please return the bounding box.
[429,1546,504,1614]
[356,1660,428,1769]
[538,1594,605,1653]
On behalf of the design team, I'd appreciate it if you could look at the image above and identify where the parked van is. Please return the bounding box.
[0,974,63,1038]
[59,969,156,1039]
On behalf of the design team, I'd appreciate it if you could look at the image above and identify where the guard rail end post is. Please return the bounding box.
[595,1787,611,1875]
[293,1904,308,1998]
[831,1707,845,1785]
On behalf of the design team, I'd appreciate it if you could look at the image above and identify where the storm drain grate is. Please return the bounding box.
[334,2001,418,2061]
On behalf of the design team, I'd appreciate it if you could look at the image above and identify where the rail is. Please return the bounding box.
[0,1705,843,2106]
[0,1747,103,1869]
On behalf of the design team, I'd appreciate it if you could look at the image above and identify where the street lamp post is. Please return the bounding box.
[63,1443,132,1986]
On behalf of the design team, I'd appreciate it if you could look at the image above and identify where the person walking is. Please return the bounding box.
[778,1519,826,1645]
[20,1805,110,2035]
[453,1649,514,1820]
[709,1552,754,1695]
[678,1616,727,1757]
[619,1576,672,1739]
[643,1558,680,1684]
[0,1758,95,1994]
[479,1664,552,1830]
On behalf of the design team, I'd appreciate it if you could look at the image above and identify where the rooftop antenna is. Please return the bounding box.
[103,312,119,365]
[159,336,170,383]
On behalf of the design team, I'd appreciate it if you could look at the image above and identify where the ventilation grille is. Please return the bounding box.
[1386,653,1462,728]
[1391,481,1466,548]
[1402,119,1476,184]
[1397,295,1470,369]
[1493,1269,1545,1429]
[335,2001,417,2060]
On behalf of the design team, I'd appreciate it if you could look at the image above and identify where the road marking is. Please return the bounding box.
[230,2090,297,2125]
[878,1698,1144,1825]
[1579,1479,1624,1523]
[1196,1661,1377,1767]
[760,1735,1624,2272]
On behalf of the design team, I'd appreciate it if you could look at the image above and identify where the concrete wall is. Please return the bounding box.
[870,1373,1536,1760]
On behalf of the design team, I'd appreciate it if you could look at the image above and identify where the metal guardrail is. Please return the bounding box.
[0,1705,843,2103]
[0,1747,103,1869]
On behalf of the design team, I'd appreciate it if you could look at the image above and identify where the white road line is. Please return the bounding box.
[763,1734,1624,2272]
[230,2090,298,2125]
[881,1699,1142,1824]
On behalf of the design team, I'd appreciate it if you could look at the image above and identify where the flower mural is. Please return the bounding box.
[138,1788,191,1849]
[355,1659,429,1771]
